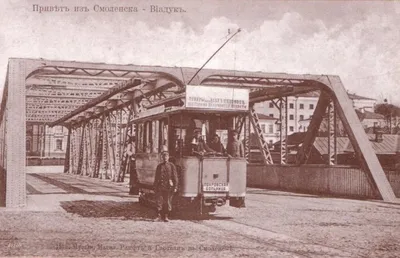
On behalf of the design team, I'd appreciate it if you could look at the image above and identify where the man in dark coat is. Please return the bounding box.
[227,129,244,158]
[153,151,178,222]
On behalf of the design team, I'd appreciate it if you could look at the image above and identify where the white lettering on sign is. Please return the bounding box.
[203,182,229,192]
[185,85,249,111]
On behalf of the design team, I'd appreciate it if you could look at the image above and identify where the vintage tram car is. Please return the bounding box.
[131,86,248,214]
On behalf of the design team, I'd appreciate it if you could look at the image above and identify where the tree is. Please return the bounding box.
[375,100,400,131]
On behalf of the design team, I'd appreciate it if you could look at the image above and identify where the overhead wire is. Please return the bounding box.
[170,32,232,67]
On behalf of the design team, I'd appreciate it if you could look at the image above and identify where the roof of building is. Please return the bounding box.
[294,91,320,98]
[257,113,278,120]
[364,126,400,134]
[347,93,376,101]
[271,132,307,147]
[345,134,400,154]
[313,137,351,155]
[355,110,385,120]
[291,91,375,101]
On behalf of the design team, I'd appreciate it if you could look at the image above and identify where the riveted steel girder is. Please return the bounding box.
[26,88,104,99]
[26,97,89,106]
[26,76,127,88]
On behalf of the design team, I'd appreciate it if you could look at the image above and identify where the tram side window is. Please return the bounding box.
[137,122,153,154]
[144,121,150,153]
[159,119,168,152]
[136,123,144,153]
[137,120,167,154]
[151,120,159,153]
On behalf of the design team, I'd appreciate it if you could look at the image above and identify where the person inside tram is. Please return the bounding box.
[226,129,244,158]
[191,128,215,156]
[209,134,226,155]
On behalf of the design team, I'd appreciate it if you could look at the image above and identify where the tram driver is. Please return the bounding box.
[209,134,226,155]
[190,128,215,156]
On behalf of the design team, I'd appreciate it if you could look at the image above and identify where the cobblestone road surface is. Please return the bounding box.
[1,173,400,257]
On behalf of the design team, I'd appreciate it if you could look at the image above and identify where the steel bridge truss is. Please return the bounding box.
[65,107,134,182]
[0,58,396,208]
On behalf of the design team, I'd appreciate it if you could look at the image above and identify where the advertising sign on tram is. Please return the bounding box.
[185,85,249,111]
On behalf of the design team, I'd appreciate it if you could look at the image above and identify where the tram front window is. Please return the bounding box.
[170,113,236,157]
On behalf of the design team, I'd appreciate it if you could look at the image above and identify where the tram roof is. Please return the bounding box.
[2,58,330,125]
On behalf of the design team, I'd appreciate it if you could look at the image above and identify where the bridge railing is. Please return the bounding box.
[247,164,384,199]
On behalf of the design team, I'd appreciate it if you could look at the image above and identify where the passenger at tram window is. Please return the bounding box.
[226,129,244,158]
[191,128,214,155]
[209,134,226,155]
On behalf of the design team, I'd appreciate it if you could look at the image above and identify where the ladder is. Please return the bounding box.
[249,106,274,165]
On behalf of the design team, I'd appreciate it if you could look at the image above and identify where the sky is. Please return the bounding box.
[1,0,400,104]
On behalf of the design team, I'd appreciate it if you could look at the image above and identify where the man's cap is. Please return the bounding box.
[193,128,201,133]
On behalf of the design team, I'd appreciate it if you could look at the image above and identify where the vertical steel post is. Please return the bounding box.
[279,97,288,164]
[328,100,337,165]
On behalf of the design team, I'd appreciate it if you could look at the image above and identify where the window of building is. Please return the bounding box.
[299,104,304,109]
[289,103,294,109]
[269,102,274,108]
[299,115,304,120]
[289,114,294,120]
[261,124,266,133]
[268,124,273,133]
[269,114,274,118]
[309,104,314,110]
[56,139,63,150]
[289,126,294,132]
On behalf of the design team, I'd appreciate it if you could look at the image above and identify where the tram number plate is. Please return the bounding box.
[203,183,229,192]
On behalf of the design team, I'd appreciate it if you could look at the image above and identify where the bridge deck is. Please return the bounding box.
[0,172,397,257]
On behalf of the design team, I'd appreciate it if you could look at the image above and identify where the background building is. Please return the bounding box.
[26,124,68,165]
[254,91,379,143]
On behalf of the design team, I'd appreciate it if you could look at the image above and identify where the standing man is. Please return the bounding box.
[125,135,138,194]
[227,129,244,158]
[153,151,178,222]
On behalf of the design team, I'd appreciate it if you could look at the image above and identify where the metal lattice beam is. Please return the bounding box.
[249,106,273,165]
[26,76,127,88]
[279,98,288,164]
[26,97,90,106]
[328,100,337,165]
[27,66,169,80]
[26,88,104,99]
[202,75,308,88]
[26,104,81,112]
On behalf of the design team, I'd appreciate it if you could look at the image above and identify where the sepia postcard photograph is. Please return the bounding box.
[1,0,400,257]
